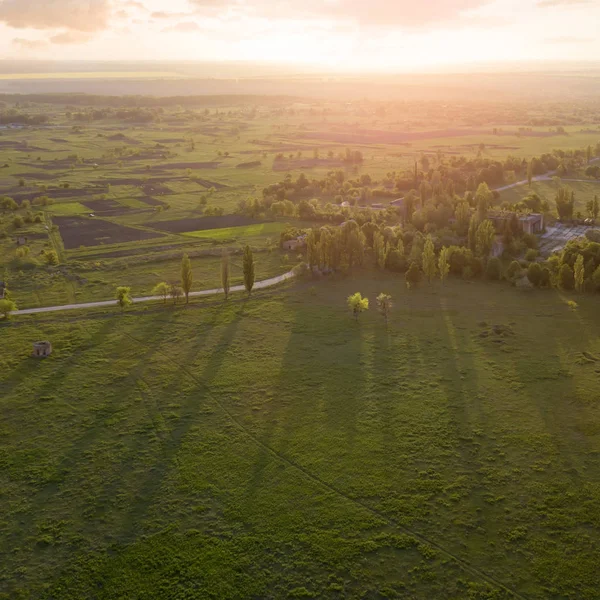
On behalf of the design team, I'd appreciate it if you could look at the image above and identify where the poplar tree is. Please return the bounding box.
[574,254,585,292]
[221,252,230,300]
[439,246,450,285]
[422,234,437,283]
[181,253,193,303]
[243,245,255,295]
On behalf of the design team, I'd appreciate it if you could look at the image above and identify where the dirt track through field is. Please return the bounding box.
[14,269,297,315]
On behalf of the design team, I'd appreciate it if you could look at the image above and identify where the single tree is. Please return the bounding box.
[0,298,17,319]
[376,293,392,325]
[243,245,255,295]
[44,250,59,266]
[527,262,543,287]
[116,286,132,312]
[476,220,496,260]
[438,246,450,285]
[574,254,585,292]
[527,160,533,187]
[221,252,230,300]
[169,284,183,304]
[152,282,170,304]
[486,256,502,281]
[348,292,369,321]
[181,253,193,303]
[422,234,437,282]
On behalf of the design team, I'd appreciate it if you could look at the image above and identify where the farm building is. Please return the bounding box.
[15,236,27,246]
[282,236,307,251]
[519,214,544,235]
[0,281,5,299]
[32,341,52,358]
[489,212,544,235]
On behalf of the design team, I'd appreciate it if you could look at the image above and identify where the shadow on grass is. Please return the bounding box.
[113,303,247,543]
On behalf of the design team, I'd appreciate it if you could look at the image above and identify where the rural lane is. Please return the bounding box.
[14,270,297,316]
[493,157,600,193]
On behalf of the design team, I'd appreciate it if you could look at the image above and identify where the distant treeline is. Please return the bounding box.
[0,111,49,125]
[0,93,303,108]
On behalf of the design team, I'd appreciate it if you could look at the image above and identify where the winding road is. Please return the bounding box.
[14,270,296,316]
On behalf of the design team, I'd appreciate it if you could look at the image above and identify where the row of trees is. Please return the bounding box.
[116,248,257,311]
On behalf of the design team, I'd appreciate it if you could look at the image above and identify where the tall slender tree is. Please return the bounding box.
[574,254,585,292]
[181,253,193,304]
[439,246,450,285]
[422,234,437,283]
[243,245,255,296]
[221,252,230,300]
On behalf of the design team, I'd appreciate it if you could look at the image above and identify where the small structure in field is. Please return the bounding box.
[15,235,28,246]
[32,341,52,358]
[0,281,5,299]
[282,236,307,251]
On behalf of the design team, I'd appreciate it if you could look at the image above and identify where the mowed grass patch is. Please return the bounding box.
[1,275,599,598]
[183,221,286,240]
[45,202,89,215]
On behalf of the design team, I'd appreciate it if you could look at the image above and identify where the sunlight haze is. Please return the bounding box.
[1,0,599,70]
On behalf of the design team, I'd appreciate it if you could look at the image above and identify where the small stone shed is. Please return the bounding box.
[32,341,52,358]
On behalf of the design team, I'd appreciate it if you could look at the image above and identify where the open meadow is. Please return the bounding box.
[1,274,600,599]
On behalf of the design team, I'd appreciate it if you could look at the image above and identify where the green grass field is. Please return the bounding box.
[1,274,599,599]
[183,222,287,240]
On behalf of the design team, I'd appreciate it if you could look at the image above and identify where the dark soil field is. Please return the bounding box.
[54,216,165,249]
[153,215,266,234]
[195,178,228,189]
[83,198,136,216]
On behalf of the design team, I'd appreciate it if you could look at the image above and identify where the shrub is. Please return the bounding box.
[525,248,539,262]
[485,257,502,280]
[506,260,522,280]
[12,215,23,228]
[540,267,552,288]
[527,262,543,287]
[559,263,575,290]
[523,233,538,249]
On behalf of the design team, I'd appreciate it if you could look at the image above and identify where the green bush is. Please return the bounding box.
[525,248,539,262]
[506,260,522,280]
[527,262,543,287]
[485,257,502,280]
[523,233,538,249]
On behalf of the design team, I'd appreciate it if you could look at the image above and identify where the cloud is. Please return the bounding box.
[12,37,47,49]
[151,11,194,19]
[537,0,590,6]
[162,21,202,32]
[124,0,146,8]
[189,0,492,27]
[50,31,93,44]
[545,36,593,43]
[0,0,110,32]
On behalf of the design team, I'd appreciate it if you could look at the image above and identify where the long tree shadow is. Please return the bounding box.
[113,303,247,543]
[245,300,370,507]
[0,314,178,574]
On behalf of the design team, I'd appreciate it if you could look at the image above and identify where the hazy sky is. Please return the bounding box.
[1,0,599,71]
